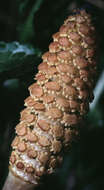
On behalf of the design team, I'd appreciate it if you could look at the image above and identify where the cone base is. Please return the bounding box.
[3,171,34,190]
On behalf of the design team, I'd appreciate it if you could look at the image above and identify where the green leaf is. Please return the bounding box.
[0,41,42,82]
[18,0,29,15]
[19,0,43,42]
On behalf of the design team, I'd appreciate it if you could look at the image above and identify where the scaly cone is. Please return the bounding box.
[3,9,96,190]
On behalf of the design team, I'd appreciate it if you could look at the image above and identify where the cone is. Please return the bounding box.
[5,9,96,188]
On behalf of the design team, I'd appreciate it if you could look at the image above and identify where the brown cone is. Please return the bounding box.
[9,9,96,185]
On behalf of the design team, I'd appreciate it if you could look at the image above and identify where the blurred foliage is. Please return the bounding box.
[0,41,41,82]
[18,0,43,42]
[0,0,104,190]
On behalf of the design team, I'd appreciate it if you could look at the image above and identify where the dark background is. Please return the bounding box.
[0,0,104,190]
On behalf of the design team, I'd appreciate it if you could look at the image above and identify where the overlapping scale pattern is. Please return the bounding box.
[9,9,96,185]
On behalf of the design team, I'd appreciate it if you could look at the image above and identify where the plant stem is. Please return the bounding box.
[90,71,104,110]
[3,171,34,190]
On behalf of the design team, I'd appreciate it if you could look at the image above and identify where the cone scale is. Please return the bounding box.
[3,9,96,190]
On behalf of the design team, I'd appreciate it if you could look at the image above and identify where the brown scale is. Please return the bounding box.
[57,64,79,78]
[48,156,57,169]
[37,120,50,131]
[70,45,83,56]
[49,42,60,53]
[59,74,72,84]
[62,85,78,99]
[26,166,34,174]
[17,141,27,152]
[62,113,81,126]
[68,32,81,43]
[29,83,44,100]
[20,108,36,124]
[11,136,20,148]
[44,81,61,92]
[38,62,58,84]
[42,94,55,104]
[52,32,60,42]
[58,36,72,49]
[35,73,47,84]
[26,130,38,143]
[64,128,73,145]
[55,97,70,111]
[16,123,27,136]
[51,125,64,139]
[47,52,58,66]
[9,9,96,185]
[45,107,62,120]
[59,25,70,36]
[10,152,16,164]
[16,162,25,170]
[38,151,50,165]
[57,50,72,63]
[51,140,62,153]
[27,148,37,159]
